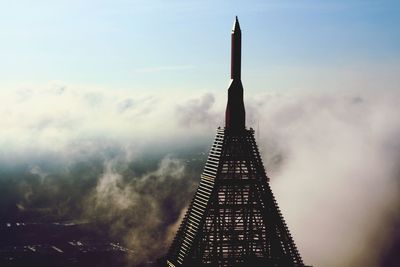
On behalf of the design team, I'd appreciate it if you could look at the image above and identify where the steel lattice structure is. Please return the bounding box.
[165,17,310,267]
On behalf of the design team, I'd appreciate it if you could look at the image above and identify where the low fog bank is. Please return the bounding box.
[0,84,399,266]
[250,90,400,267]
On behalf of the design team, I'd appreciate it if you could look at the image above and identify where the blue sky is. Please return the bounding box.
[1,0,399,92]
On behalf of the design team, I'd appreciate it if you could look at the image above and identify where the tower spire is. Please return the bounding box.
[165,17,310,267]
[231,16,241,79]
[225,16,245,133]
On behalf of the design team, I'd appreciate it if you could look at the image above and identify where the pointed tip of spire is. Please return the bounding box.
[232,16,241,32]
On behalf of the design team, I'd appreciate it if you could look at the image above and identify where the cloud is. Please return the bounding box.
[175,93,218,128]
[0,148,201,265]
[248,90,400,267]
[83,155,197,265]
[0,83,215,159]
[0,82,399,266]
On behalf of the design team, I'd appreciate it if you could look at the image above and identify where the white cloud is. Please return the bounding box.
[0,83,220,158]
[0,81,399,266]
[251,90,400,267]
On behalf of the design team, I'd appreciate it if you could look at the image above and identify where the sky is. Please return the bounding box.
[0,1,400,267]
[1,0,399,92]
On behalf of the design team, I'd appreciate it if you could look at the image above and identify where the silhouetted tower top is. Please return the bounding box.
[165,17,310,267]
[225,16,245,133]
[231,16,241,80]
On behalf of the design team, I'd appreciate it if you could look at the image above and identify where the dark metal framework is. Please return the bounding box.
[166,16,310,267]
[166,128,306,267]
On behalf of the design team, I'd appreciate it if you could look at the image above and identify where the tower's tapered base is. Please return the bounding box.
[166,128,307,267]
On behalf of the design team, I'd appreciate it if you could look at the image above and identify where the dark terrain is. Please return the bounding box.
[0,222,132,267]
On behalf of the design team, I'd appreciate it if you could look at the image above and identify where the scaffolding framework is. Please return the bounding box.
[166,128,306,267]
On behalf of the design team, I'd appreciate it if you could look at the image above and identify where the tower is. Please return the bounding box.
[166,17,309,267]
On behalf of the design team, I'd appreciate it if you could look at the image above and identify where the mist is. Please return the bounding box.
[0,84,399,266]
[250,90,400,267]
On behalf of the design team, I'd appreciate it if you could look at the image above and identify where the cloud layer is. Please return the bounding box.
[0,83,399,266]
[251,90,400,267]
